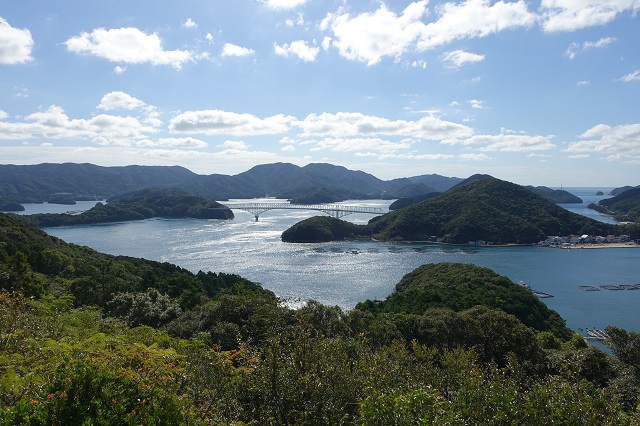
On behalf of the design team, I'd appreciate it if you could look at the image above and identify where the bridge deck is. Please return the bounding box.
[220,202,385,221]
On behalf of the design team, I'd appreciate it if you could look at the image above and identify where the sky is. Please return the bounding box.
[1,0,639,186]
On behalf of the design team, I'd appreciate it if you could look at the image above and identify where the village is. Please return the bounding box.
[538,234,640,248]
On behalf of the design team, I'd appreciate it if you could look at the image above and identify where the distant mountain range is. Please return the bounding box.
[0,162,462,204]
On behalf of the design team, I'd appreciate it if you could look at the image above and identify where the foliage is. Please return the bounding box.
[18,187,233,227]
[281,216,369,243]
[591,187,640,222]
[1,211,640,424]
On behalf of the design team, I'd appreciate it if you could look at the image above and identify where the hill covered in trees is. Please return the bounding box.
[17,187,233,227]
[282,176,618,244]
[589,187,640,223]
[0,162,462,204]
[1,212,640,423]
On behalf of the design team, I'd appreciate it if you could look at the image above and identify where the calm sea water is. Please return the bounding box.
[17,189,640,335]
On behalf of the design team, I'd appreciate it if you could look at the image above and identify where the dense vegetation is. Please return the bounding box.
[388,192,441,210]
[16,188,233,227]
[589,187,640,223]
[0,199,24,212]
[1,212,640,424]
[526,186,583,203]
[283,176,620,244]
[0,162,461,204]
[281,216,366,242]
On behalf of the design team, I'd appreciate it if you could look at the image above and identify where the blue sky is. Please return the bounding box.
[1,0,639,186]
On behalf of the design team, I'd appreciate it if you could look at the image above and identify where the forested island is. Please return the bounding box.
[16,187,233,227]
[2,211,640,424]
[589,187,640,223]
[283,176,635,244]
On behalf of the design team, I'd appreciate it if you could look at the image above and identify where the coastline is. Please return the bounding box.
[552,242,640,249]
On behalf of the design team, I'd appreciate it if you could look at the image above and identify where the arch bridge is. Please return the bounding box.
[220,202,385,222]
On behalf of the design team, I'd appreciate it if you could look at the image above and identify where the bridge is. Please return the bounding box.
[220,202,386,221]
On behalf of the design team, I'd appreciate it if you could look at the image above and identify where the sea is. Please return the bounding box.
[15,187,640,337]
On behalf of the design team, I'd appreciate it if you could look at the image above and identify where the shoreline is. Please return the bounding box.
[551,243,640,249]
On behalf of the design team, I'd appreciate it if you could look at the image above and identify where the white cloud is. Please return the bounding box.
[295,112,473,140]
[618,69,640,82]
[221,43,255,57]
[97,91,147,111]
[64,27,194,69]
[169,110,293,136]
[0,17,34,64]
[114,65,126,74]
[309,137,413,153]
[321,37,332,50]
[577,80,590,86]
[274,40,319,62]
[356,152,455,160]
[205,33,214,43]
[564,36,616,59]
[220,140,248,150]
[0,110,7,120]
[469,99,483,109]
[440,49,485,68]
[261,0,308,9]
[444,133,556,152]
[281,145,296,152]
[565,123,640,163]
[417,0,536,50]
[411,60,427,69]
[321,1,429,65]
[541,0,640,32]
[155,137,207,148]
[182,18,198,29]
[0,105,158,142]
[459,153,490,160]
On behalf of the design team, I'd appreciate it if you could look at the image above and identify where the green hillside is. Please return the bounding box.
[1,213,640,423]
[369,176,615,244]
[590,187,640,222]
[18,187,233,227]
[356,262,571,340]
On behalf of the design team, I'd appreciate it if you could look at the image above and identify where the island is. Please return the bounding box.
[589,187,640,223]
[17,187,233,227]
[282,176,620,244]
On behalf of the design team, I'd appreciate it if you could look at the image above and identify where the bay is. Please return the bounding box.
[18,192,640,335]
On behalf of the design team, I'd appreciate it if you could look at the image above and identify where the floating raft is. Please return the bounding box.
[600,284,640,291]
[578,285,601,291]
[586,329,609,340]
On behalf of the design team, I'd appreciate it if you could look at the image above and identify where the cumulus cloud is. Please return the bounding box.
[564,36,616,59]
[459,153,491,160]
[155,137,207,148]
[221,43,255,57]
[220,140,248,150]
[274,40,319,62]
[169,110,293,136]
[565,123,640,163]
[281,145,296,152]
[0,105,159,144]
[469,100,483,109]
[261,0,308,9]
[0,110,7,120]
[182,18,198,29]
[320,1,429,65]
[356,152,456,160]
[417,0,536,50]
[309,137,413,153]
[0,17,34,64]
[541,0,640,32]
[64,27,194,69]
[321,1,534,65]
[440,49,485,68]
[295,112,473,140]
[618,69,640,82]
[97,91,147,111]
[443,132,556,152]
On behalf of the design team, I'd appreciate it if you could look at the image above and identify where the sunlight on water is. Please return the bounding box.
[27,195,640,334]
